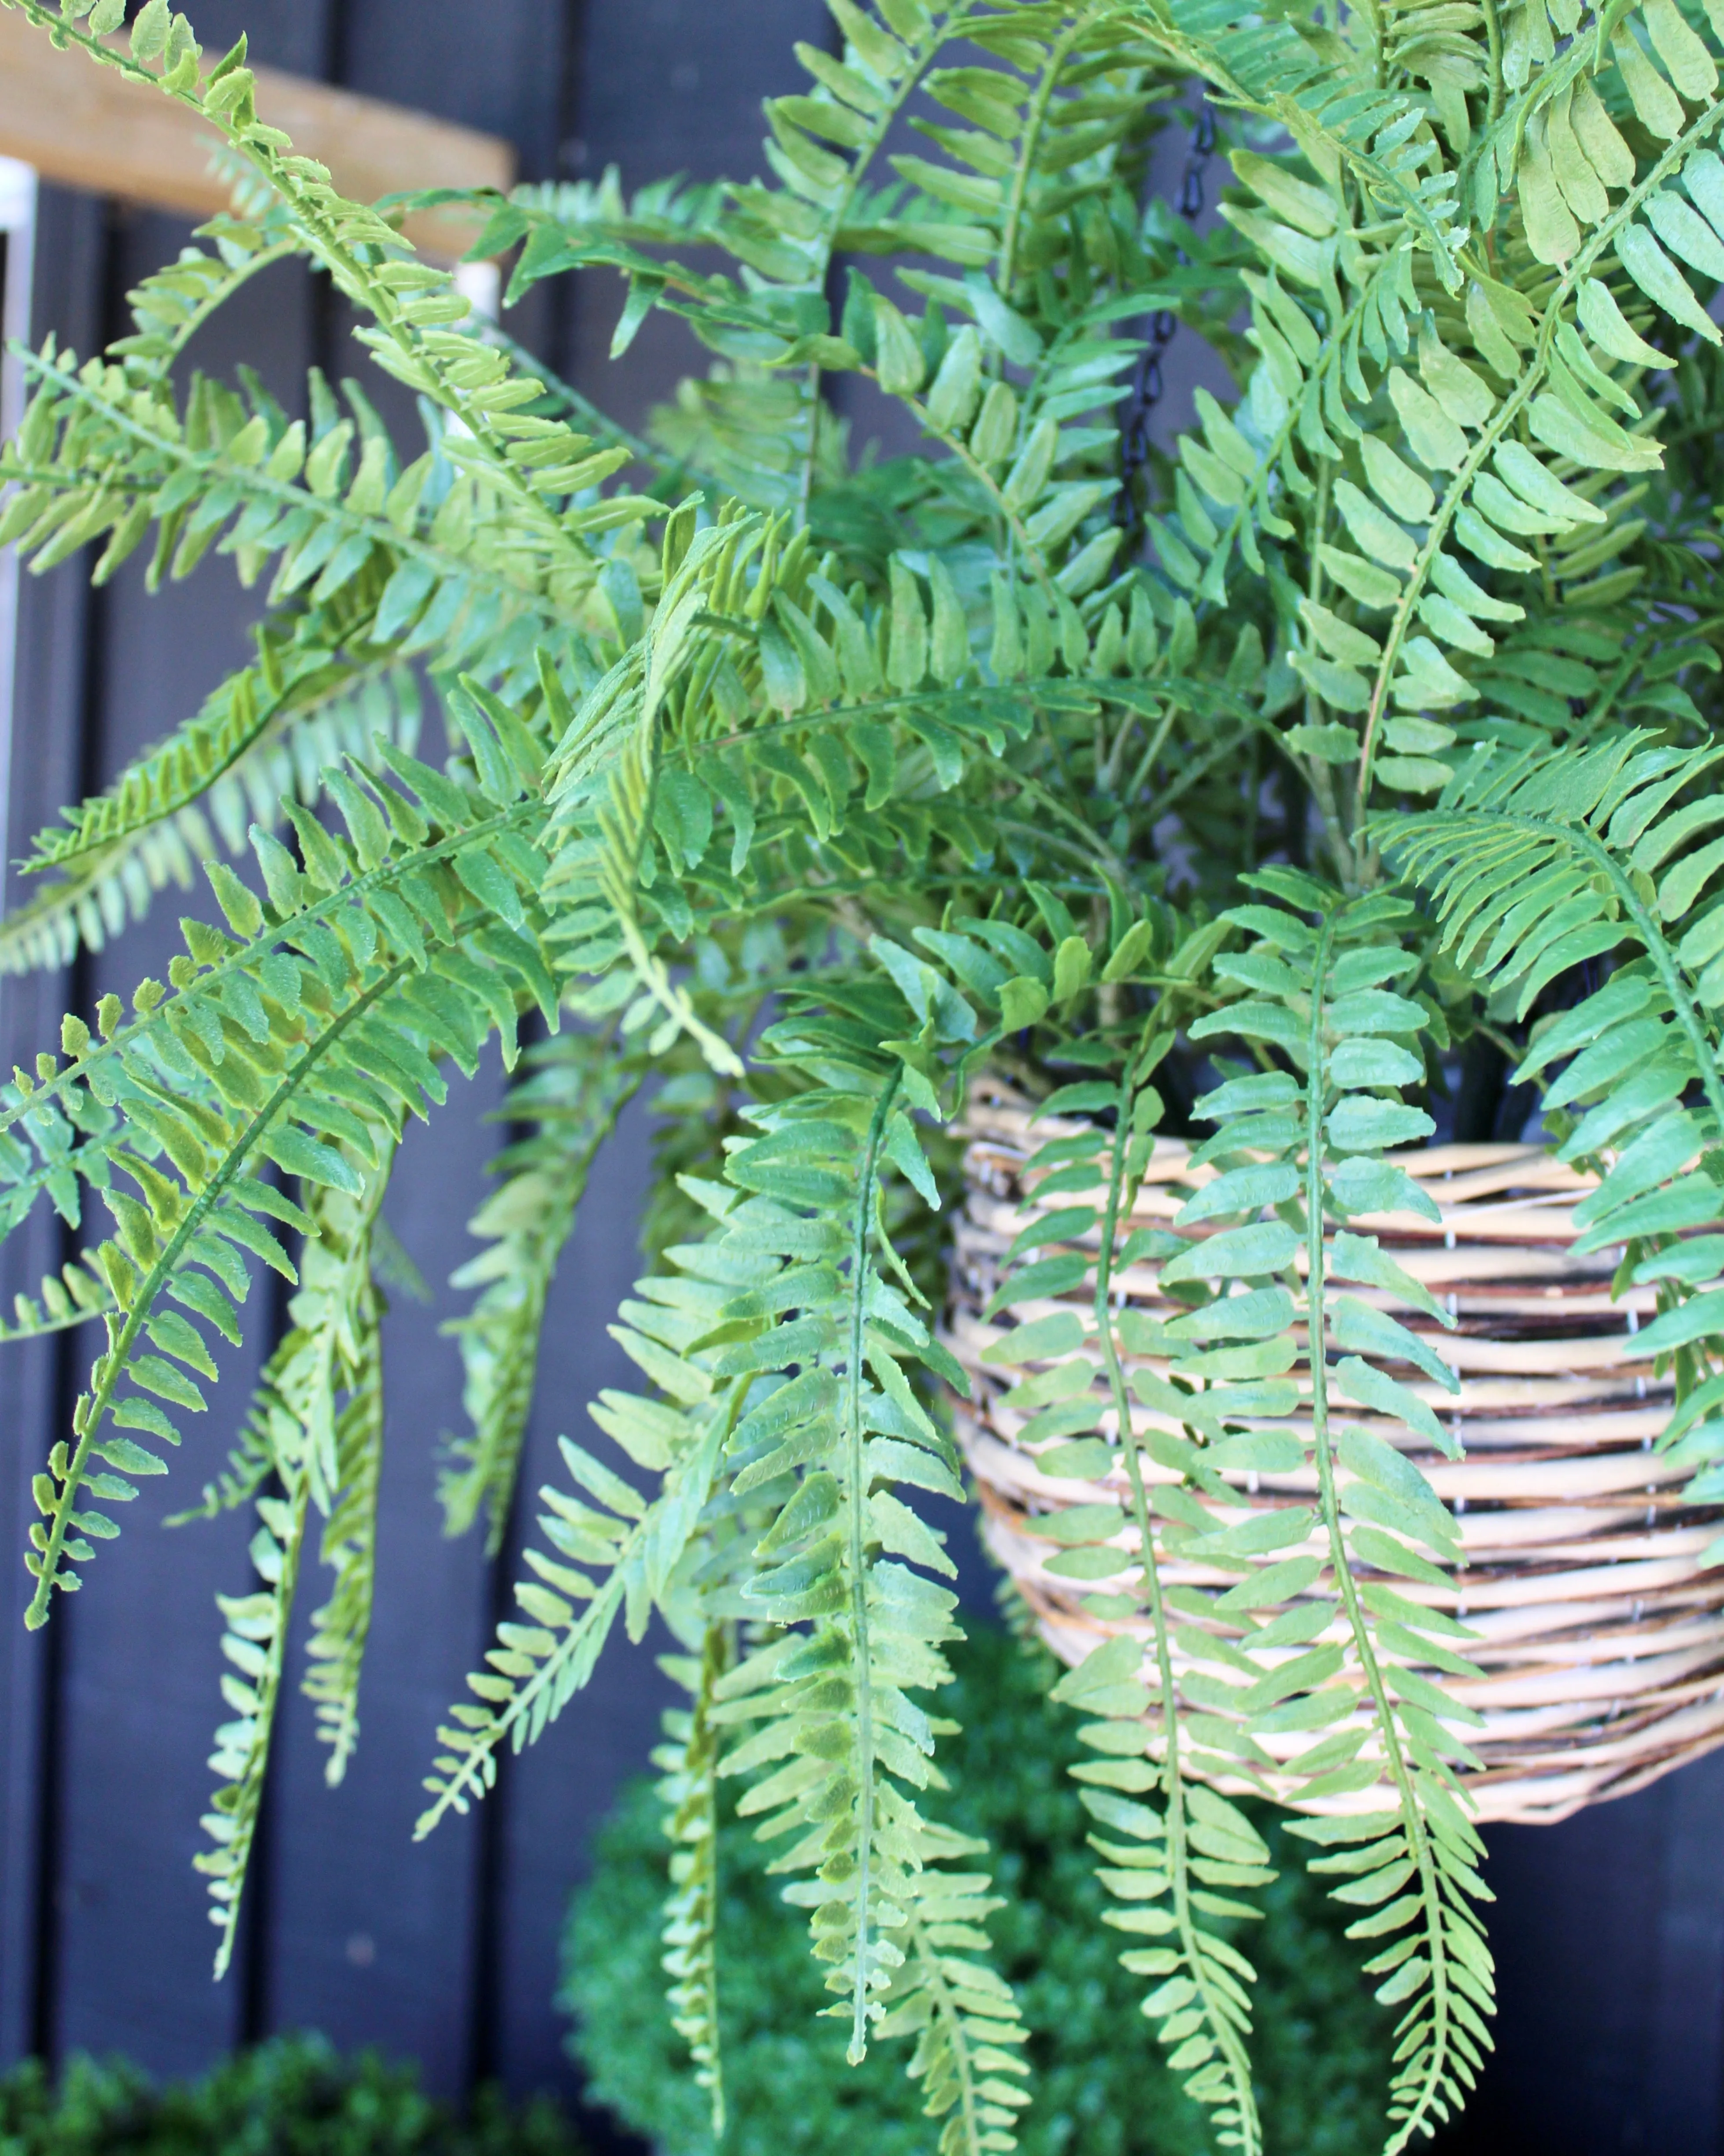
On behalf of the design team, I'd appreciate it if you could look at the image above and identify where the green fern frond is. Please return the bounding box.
[654,1621,730,2138]
[16,723,565,1622]
[416,1378,740,1832]
[1176,879,1493,2151]
[441,1030,644,1550]
[117,200,306,377]
[1383,737,1724,1530]
[0,658,421,976]
[193,1370,310,1979]
[882,1821,1032,2156]
[194,1134,390,1968]
[974,907,1268,2153]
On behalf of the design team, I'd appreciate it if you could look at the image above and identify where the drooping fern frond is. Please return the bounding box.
[703,1014,970,2066]
[878,1821,1032,2155]
[969,903,1269,2153]
[194,1133,390,1968]
[193,1370,308,1978]
[441,1027,644,1550]
[692,966,1029,2145]
[296,1145,393,1784]
[1176,877,1493,2149]
[653,1620,730,2138]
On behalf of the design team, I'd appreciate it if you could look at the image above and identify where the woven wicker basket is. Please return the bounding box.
[949,1085,1724,1825]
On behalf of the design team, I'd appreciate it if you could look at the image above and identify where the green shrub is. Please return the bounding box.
[563,1627,1391,2156]
[0,2036,585,2156]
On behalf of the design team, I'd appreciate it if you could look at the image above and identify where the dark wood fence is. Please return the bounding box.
[0,8,1721,2151]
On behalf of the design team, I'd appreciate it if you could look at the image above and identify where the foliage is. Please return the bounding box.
[563,1623,1394,2156]
[7,0,1724,2147]
[0,2035,588,2156]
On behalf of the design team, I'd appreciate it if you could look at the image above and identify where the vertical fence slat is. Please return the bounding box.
[0,184,107,2071]
[252,0,569,2092]
[39,206,325,2076]
[481,6,837,2104]
[257,1064,500,2084]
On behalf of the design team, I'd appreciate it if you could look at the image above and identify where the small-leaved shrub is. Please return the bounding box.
[0,2037,585,2156]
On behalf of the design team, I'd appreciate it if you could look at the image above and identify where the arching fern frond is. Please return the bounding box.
[15,713,563,1623]
[1383,736,1724,1528]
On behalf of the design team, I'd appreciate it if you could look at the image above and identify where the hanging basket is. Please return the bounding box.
[947,1083,1724,1826]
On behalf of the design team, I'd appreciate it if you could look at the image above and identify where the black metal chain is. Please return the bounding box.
[1117,99,1217,539]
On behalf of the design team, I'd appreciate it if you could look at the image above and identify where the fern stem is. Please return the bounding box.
[845,1065,903,2064]
[1300,916,1453,2156]
[1095,1048,1262,2156]
[1300,459,1358,886]
[1480,0,1504,126]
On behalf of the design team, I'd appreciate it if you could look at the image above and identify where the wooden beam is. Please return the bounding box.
[0,16,514,257]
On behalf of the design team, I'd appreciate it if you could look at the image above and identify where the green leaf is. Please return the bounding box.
[1329,1297,1460,1394]
[1332,479,1418,570]
[872,295,927,395]
[1329,1231,1448,1322]
[130,0,170,58]
[1288,722,1359,764]
[980,1311,1084,1364]
[1161,1221,1299,1284]
[1332,1356,1456,1455]
[1617,223,1722,347]
[1360,438,1435,523]
[1576,277,1673,368]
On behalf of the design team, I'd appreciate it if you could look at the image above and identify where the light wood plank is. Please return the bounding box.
[0,16,513,255]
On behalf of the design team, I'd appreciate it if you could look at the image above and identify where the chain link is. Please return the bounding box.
[1117,99,1217,541]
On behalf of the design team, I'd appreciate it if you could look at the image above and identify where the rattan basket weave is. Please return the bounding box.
[949,1085,1724,1825]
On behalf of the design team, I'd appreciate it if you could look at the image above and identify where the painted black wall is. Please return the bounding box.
[0,8,1721,2152]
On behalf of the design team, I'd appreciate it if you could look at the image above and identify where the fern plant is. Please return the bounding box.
[7,0,1724,2146]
